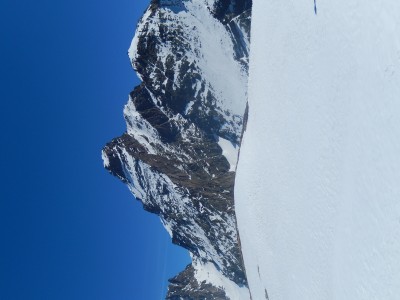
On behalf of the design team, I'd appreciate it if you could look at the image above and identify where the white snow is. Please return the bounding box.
[124,95,160,155]
[183,0,248,117]
[192,257,250,300]
[236,1,400,300]
[184,100,195,115]
[101,150,110,168]
[218,137,239,172]
[128,7,152,64]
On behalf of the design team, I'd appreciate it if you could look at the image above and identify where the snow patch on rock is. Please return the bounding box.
[101,150,110,168]
[192,258,250,300]
[218,137,239,172]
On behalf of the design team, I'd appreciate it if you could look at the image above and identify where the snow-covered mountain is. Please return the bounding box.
[236,1,400,299]
[102,0,252,298]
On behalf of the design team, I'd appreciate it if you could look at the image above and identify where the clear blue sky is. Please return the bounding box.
[0,0,190,299]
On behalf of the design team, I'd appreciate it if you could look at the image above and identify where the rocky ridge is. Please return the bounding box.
[102,0,252,298]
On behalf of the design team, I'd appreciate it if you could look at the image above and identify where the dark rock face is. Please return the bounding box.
[102,0,252,298]
[167,264,228,300]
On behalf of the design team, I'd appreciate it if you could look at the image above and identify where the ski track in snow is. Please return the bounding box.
[236,1,400,300]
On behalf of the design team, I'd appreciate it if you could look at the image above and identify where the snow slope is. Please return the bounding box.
[235,1,400,300]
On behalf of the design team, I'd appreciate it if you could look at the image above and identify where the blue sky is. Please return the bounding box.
[0,0,190,299]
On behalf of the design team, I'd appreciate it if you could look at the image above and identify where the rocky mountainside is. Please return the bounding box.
[102,0,252,298]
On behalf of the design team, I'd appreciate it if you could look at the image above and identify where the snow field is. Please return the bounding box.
[236,1,400,299]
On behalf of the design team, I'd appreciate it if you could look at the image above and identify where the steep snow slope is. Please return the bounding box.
[236,1,400,300]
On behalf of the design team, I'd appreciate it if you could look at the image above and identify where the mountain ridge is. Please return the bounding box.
[102,0,252,298]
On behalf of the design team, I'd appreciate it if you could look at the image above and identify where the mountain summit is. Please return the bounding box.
[102,0,252,298]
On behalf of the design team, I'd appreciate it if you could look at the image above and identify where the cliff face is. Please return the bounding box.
[102,0,251,298]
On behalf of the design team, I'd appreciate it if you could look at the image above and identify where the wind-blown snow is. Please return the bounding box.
[236,1,400,300]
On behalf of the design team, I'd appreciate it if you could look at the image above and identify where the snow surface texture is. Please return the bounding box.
[236,1,400,300]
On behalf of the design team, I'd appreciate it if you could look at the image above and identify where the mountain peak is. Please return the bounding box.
[103,0,252,298]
